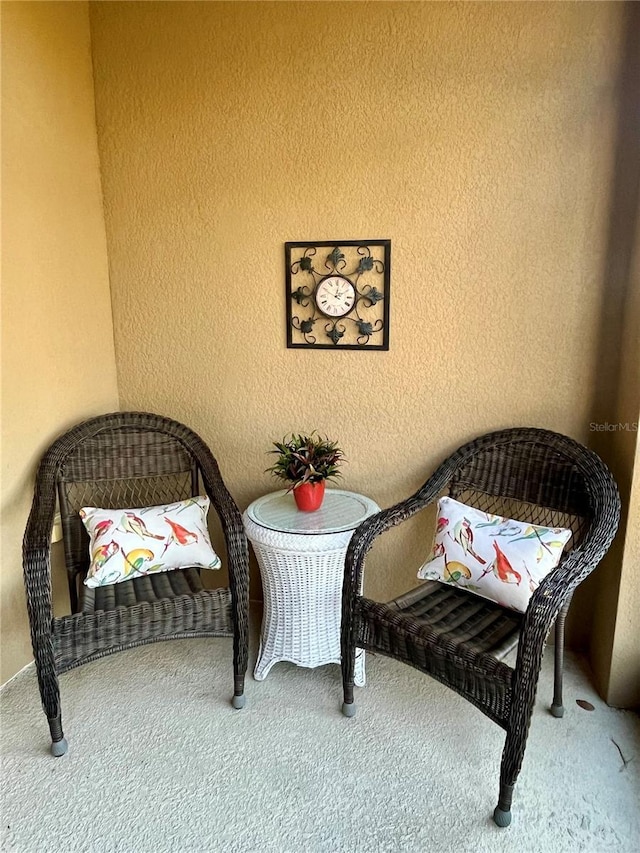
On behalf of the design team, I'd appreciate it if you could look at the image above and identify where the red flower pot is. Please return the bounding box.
[293,481,326,512]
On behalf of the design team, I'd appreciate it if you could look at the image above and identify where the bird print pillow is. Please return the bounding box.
[417,497,572,613]
[80,496,221,588]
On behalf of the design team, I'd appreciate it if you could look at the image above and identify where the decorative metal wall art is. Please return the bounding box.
[285,240,390,350]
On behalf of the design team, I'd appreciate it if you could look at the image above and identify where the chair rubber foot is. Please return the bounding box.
[341,701,356,718]
[51,738,68,757]
[550,703,564,718]
[231,694,246,710]
[493,806,511,827]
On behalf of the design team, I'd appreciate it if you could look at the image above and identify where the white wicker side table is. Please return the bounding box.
[243,489,380,686]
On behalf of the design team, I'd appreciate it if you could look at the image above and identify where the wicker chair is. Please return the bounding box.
[23,412,249,756]
[340,428,620,826]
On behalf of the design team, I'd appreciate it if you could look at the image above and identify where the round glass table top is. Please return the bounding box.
[246,489,379,535]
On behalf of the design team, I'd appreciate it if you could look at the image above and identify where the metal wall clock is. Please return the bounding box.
[285,240,390,350]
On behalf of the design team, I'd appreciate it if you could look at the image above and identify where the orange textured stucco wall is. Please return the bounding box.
[0,2,119,682]
[90,1,624,613]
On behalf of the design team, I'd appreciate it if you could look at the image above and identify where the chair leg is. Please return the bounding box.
[342,682,356,717]
[341,639,357,717]
[32,644,67,756]
[550,599,572,718]
[48,714,68,757]
[340,593,358,716]
[232,673,246,709]
[493,724,528,826]
[230,594,248,709]
[493,783,514,827]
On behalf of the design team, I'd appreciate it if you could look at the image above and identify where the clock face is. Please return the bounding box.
[315,275,356,318]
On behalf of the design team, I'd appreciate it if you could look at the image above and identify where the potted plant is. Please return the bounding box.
[266,432,344,511]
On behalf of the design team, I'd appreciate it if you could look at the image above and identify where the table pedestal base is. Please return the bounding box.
[248,534,366,687]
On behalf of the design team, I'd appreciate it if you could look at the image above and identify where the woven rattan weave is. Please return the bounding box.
[22,412,249,755]
[244,490,379,684]
[340,427,620,826]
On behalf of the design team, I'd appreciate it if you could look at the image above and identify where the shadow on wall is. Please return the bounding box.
[590,0,640,450]
[574,1,640,688]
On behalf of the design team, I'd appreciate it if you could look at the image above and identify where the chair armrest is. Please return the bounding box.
[22,461,58,654]
[509,497,621,735]
[196,447,249,606]
[343,459,459,601]
[522,475,622,642]
[500,549,588,747]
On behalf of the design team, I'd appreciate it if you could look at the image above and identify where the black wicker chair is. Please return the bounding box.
[340,427,620,826]
[23,412,250,756]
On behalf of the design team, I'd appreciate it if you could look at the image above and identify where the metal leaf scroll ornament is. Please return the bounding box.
[362,286,384,306]
[291,248,317,275]
[358,255,374,272]
[355,318,383,346]
[327,325,345,345]
[356,320,374,337]
[291,315,317,344]
[327,247,346,270]
[291,287,310,306]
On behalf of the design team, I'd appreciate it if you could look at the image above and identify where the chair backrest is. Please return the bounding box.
[36,413,217,602]
[444,428,618,562]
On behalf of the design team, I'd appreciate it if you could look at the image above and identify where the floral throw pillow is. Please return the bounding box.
[417,497,572,613]
[80,496,221,588]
